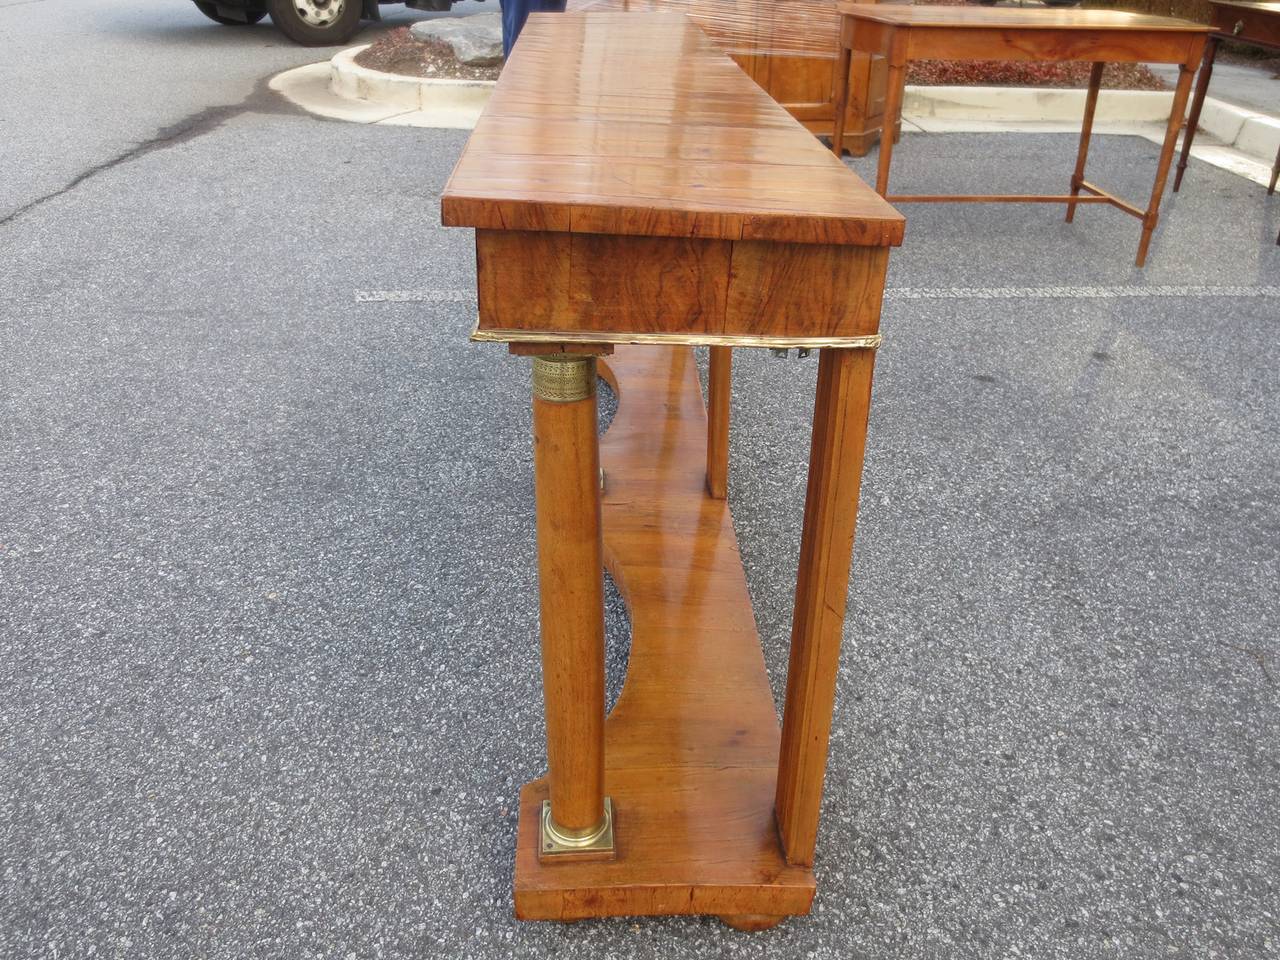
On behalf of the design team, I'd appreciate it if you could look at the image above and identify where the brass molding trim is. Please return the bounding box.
[531,355,597,403]
[473,323,883,351]
[540,798,615,858]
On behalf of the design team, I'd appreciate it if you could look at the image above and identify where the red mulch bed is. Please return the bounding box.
[354,26,500,80]
[908,60,1168,89]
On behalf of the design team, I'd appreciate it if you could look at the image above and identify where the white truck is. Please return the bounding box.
[191,0,479,46]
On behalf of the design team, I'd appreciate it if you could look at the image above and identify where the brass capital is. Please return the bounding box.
[531,355,596,403]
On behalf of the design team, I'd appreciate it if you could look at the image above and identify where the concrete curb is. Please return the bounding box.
[904,85,1176,124]
[900,85,1279,189]
[904,85,1279,163]
[328,46,494,127]
[272,52,1279,186]
[269,48,495,129]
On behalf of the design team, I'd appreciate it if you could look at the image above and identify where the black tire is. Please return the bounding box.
[194,2,267,24]
[267,0,363,46]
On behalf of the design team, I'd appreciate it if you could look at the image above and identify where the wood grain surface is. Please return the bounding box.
[573,0,845,56]
[705,346,732,500]
[532,377,608,839]
[775,348,877,866]
[441,13,903,246]
[569,0,896,156]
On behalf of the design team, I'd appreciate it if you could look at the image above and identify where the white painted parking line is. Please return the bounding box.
[356,285,1280,306]
[884,285,1280,302]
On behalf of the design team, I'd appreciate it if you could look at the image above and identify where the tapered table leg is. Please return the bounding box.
[1175,37,1218,193]
[830,37,854,158]
[875,41,907,197]
[530,354,614,859]
[1067,62,1105,223]
[775,347,877,867]
[1137,59,1198,267]
[706,346,732,499]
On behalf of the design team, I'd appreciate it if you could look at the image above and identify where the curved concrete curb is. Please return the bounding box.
[269,46,494,129]
[905,85,1177,125]
[272,54,1278,187]
[328,46,495,123]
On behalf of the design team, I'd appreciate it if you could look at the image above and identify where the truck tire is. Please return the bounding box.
[267,0,363,45]
[194,2,267,24]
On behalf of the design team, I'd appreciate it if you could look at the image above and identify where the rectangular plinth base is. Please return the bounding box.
[513,346,815,923]
[515,777,814,921]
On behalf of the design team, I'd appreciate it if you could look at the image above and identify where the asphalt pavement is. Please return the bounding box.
[1,3,1278,959]
[1149,59,1280,118]
[0,0,487,219]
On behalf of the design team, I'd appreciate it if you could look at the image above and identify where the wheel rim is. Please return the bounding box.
[292,0,346,27]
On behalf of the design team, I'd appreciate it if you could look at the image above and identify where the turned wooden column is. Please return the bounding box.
[1174,37,1219,193]
[1136,60,1198,267]
[775,347,877,867]
[1066,62,1105,224]
[530,354,614,859]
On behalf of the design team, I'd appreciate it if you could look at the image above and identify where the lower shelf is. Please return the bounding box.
[514,345,815,922]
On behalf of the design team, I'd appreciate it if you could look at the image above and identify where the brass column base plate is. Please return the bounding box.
[539,798,615,862]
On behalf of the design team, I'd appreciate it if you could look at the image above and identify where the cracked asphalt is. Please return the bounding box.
[2,2,1278,958]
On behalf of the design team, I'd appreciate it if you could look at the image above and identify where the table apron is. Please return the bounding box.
[844,17,894,57]
[473,229,890,344]
[847,26,1204,66]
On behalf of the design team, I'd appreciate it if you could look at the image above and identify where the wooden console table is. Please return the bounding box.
[573,0,895,156]
[830,4,1210,266]
[442,11,903,927]
[1174,0,1280,244]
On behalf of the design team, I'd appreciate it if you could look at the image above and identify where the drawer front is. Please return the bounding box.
[1213,6,1280,48]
